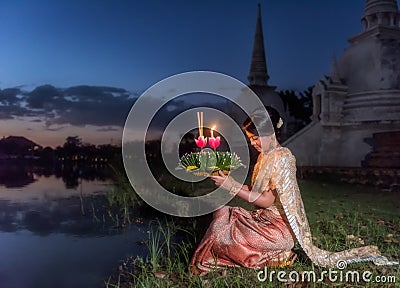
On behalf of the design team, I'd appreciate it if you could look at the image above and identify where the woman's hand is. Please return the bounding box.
[210,172,275,208]
[209,170,239,191]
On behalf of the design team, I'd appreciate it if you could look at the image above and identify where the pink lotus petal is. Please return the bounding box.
[195,136,207,148]
[209,136,220,149]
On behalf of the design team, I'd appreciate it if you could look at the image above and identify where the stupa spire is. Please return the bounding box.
[330,54,341,83]
[248,4,269,86]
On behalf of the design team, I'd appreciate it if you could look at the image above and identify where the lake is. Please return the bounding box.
[0,170,151,288]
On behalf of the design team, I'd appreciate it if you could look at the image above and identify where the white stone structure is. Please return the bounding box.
[284,0,400,167]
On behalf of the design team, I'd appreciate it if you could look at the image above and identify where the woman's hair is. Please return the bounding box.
[242,106,282,139]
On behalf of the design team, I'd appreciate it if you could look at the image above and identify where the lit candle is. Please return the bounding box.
[211,125,216,138]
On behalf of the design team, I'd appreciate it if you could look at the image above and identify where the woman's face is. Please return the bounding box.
[245,131,275,152]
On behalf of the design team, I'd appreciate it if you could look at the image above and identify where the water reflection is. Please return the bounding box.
[0,196,111,237]
[0,171,152,288]
[0,160,112,189]
[0,227,148,288]
[0,162,36,188]
[0,172,108,205]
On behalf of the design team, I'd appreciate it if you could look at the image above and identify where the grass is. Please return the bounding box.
[104,175,400,288]
[103,165,144,227]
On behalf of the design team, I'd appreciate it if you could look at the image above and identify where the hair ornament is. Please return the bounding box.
[277,117,283,128]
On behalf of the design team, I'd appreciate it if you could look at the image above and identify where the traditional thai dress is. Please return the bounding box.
[190,147,398,275]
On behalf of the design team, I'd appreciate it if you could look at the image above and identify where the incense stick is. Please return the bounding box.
[200,111,203,137]
[197,112,201,137]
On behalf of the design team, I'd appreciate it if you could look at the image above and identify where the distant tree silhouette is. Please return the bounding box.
[297,86,313,124]
[57,136,81,161]
[64,136,82,148]
[39,146,55,165]
[53,136,120,168]
[179,131,195,156]
[279,86,313,133]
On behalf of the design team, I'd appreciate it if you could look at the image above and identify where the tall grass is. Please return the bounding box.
[105,165,143,226]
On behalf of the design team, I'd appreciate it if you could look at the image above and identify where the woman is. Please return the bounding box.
[190,106,397,276]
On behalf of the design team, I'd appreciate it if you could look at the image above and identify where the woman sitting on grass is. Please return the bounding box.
[190,106,397,276]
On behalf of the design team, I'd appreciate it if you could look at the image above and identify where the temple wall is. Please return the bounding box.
[284,121,400,167]
[342,90,400,122]
[283,121,323,166]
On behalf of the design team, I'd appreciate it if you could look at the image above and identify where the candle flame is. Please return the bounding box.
[210,125,216,138]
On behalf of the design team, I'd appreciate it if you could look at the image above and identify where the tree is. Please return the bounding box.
[278,86,313,125]
[61,136,82,161]
[64,136,82,148]
[297,86,313,124]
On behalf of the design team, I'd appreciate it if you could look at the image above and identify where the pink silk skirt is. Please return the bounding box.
[190,206,295,275]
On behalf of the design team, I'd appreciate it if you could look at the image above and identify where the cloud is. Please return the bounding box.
[0,84,138,128]
[0,84,226,132]
[64,85,130,100]
[47,85,135,127]
[0,105,41,120]
[0,88,22,105]
[96,126,120,132]
[25,85,63,109]
[0,88,34,119]
[44,126,66,131]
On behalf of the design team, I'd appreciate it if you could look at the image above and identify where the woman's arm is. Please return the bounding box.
[235,187,275,208]
[209,171,275,209]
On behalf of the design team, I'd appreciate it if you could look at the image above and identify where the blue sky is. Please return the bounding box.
[0,0,384,146]
[0,0,369,92]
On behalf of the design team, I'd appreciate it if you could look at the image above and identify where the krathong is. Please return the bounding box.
[177,150,245,176]
[177,119,245,176]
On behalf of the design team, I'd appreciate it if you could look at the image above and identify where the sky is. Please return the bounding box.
[0,0,381,147]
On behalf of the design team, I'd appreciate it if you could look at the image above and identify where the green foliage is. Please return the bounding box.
[176,151,245,174]
[177,152,201,170]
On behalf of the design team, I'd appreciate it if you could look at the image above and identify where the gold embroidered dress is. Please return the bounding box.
[190,147,398,275]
